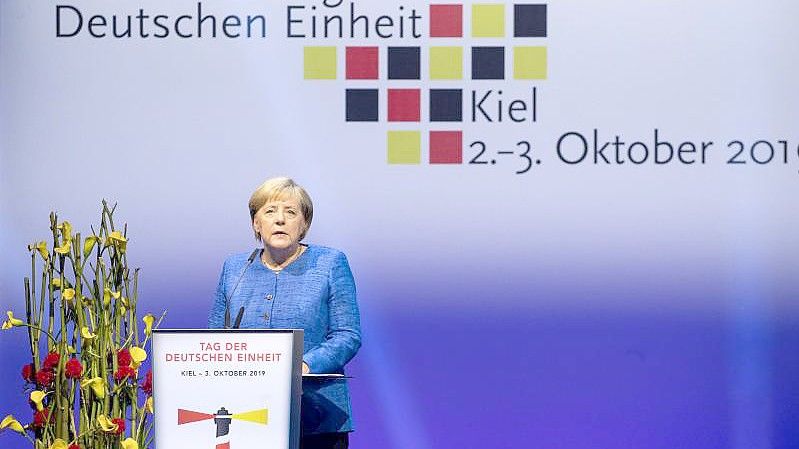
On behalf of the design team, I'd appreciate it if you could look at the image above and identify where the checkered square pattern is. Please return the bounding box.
[472,47,505,80]
[388,89,421,122]
[346,47,379,80]
[514,4,547,37]
[430,4,463,37]
[430,89,463,122]
[346,89,379,122]
[430,131,463,164]
[388,47,421,80]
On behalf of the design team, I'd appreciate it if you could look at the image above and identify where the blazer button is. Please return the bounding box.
[266,294,273,300]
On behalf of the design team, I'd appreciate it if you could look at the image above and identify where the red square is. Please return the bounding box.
[388,89,421,122]
[346,47,378,80]
[430,131,462,164]
[430,5,463,37]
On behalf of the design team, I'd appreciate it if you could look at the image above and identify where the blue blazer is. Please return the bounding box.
[208,245,361,434]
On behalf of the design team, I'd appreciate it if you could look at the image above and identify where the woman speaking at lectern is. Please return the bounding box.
[208,177,361,449]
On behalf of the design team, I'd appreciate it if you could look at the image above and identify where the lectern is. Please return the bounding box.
[152,329,303,449]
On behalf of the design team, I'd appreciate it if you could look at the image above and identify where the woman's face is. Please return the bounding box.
[252,198,307,250]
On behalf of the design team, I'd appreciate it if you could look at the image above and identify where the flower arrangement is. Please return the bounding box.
[1,202,162,449]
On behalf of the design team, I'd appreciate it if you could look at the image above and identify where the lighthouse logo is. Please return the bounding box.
[178,406,269,449]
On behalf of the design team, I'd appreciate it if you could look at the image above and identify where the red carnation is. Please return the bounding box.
[117,348,132,367]
[31,409,53,429]
[43,352,60,371]
[140,370,152,395]
[65,358,83,379]
[114,365,136,382]
[21,363,35,382]
[111,418,126,435]
[35,369,55,387]
[68,444,81,449]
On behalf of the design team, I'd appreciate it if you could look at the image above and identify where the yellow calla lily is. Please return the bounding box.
[97,414,118,432]
[143,313,155,336]
[58,221,73,241]
[49,439,68,449]
[106,231,128,252]
[80,377,106,399]
[62,288,76,301]
[27,241,50,261]
[144,396,154,414]
[121,437,139,449]
[130,346,147,368]
[0,414,25,434]
[103,288,121,306]
[83,235,100,257]
[2,311,24,330]
[54,239,71,255]
[38,242,50,259]
[81,326,96,340]
[30,390,46,411]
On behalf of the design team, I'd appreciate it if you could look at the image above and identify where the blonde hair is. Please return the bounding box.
[248,177,313,241]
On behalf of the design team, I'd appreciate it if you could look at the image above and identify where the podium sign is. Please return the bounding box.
[152,329,303,449]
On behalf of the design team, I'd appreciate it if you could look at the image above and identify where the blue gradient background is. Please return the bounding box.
[2,1,799,448]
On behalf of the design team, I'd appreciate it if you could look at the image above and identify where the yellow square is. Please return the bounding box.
[304,46,336,80]
[514,46,547,79]
[472,4,505,37]
[387,131,421,164]
[430,47,463,80]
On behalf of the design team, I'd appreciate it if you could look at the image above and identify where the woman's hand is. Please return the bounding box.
[302,362,310,374]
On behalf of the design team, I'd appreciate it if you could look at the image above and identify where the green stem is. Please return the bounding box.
[16,323,59,345]
[24,276,35,366]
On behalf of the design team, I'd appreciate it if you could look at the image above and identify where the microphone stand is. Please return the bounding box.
[224,248,260,329]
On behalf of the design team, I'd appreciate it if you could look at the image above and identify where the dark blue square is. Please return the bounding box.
[346,89,378,122]
[388,47,421,80]
[430,89,462,122]
[514,4,547,37]
[472,47,504,80]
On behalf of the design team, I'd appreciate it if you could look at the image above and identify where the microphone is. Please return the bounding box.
[233,307,246,329]
[224,249,260,329]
